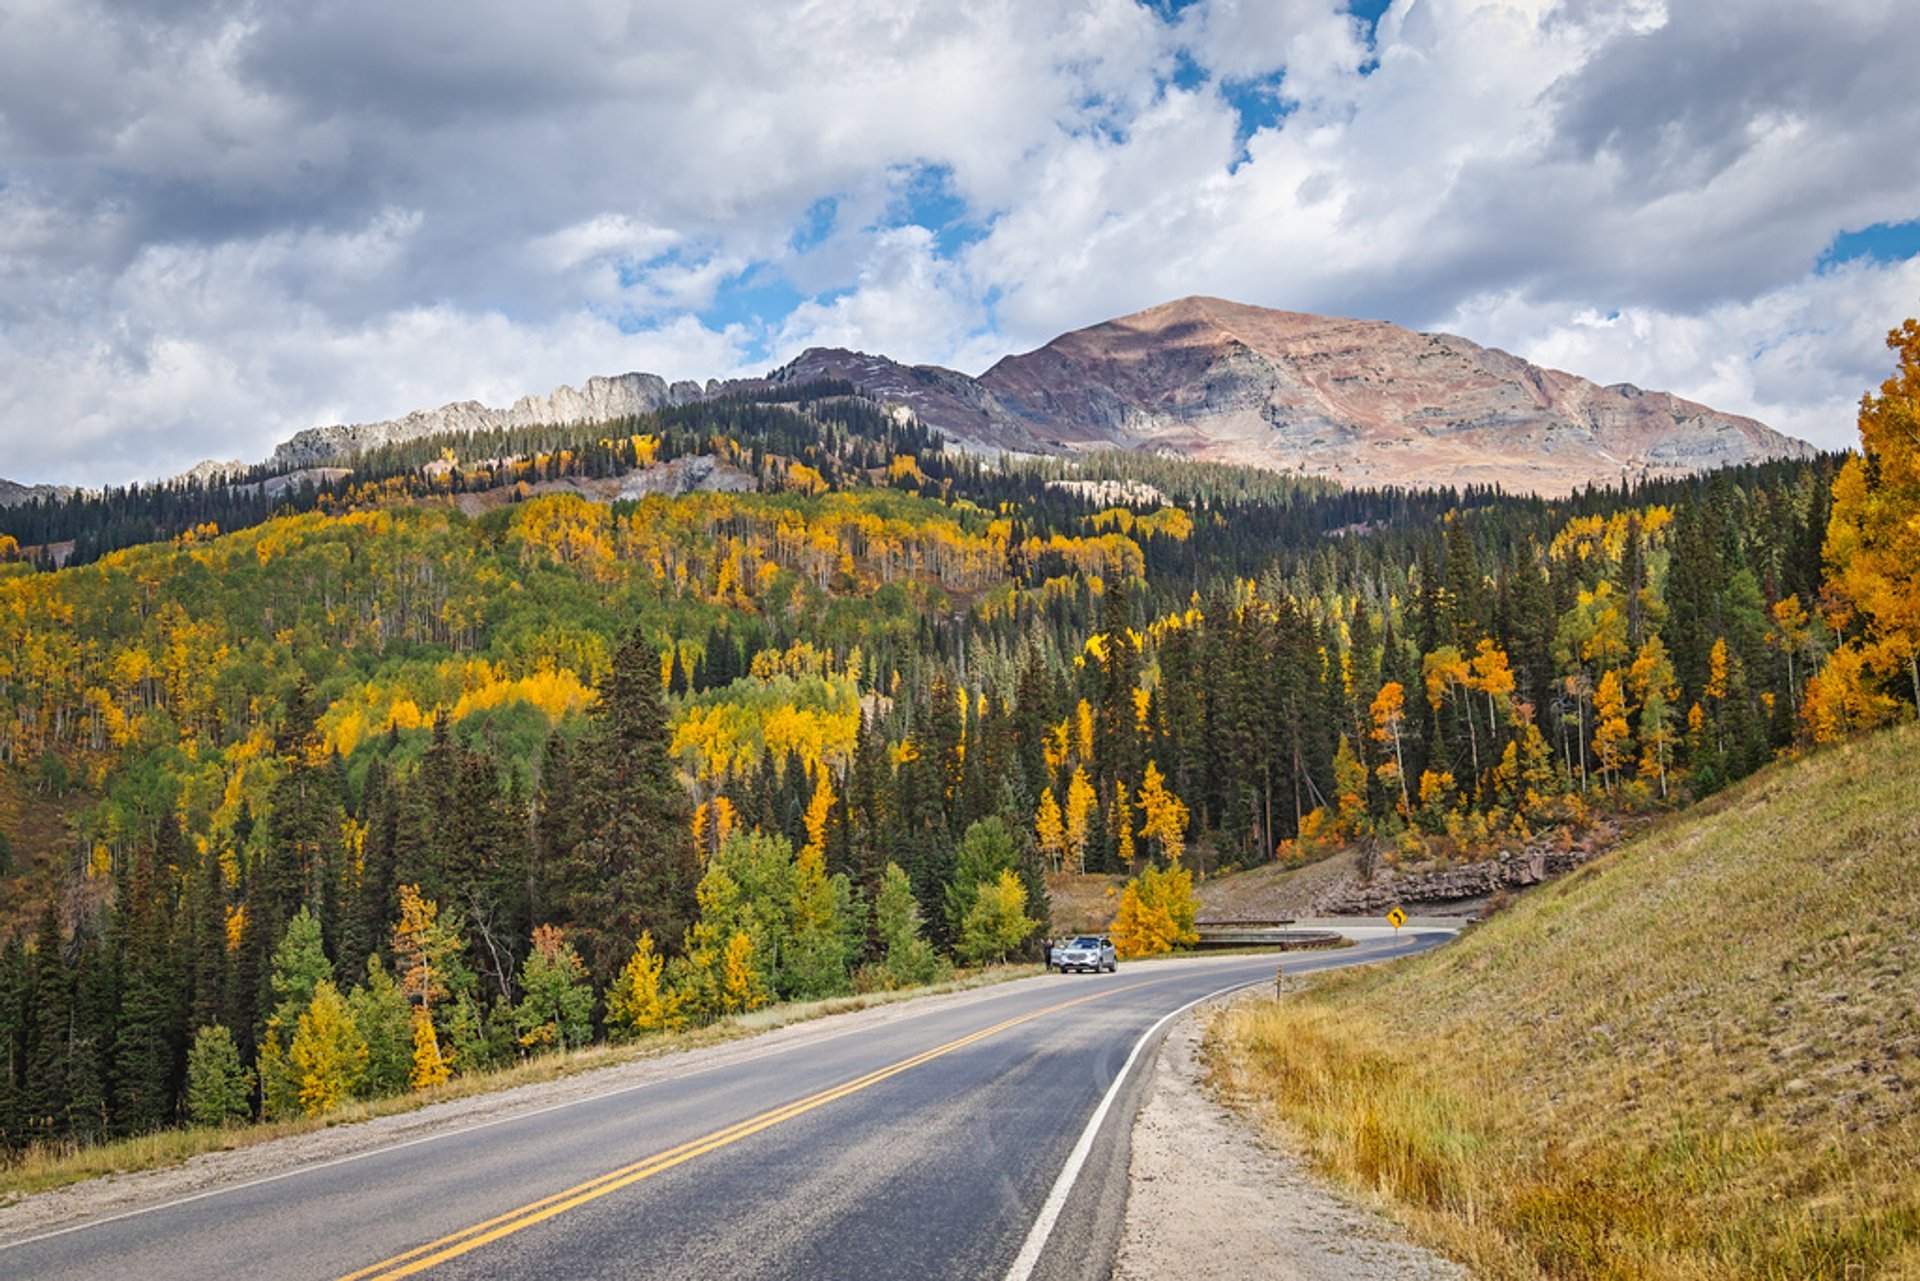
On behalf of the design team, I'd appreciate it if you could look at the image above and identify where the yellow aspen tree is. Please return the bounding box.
[720,931,767,1014]
[1332,736,1367,836]
[1063,767,1096,875]
[409,1009,451,1090]
[1801,646,1900,741]
[955,870,1039,966]
[1135,761,1188,864]
[1469,638,1516,730]
[1369,680,1410,813]
[1628,637,1678,798]
[1424,644,1479,778]
[1113,781,1136,868]
[1074,699,1095,761]
[289,981,367,1117]
[1767,595,1814,710]
[802,771,835,856]
[1033,788,1066,871]
[607,932,671,1037]
[391,884,455,1011]
[1109,881,1174,960]
[1592,669,1631,793]
[1110,863,1199,959]
[1821,319,1920,713]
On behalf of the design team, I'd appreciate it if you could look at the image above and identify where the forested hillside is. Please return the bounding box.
[1,324,1914,1159]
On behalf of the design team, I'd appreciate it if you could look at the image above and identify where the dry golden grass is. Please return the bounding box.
[1215,723,1920,1280]
[0,962,1039,1202]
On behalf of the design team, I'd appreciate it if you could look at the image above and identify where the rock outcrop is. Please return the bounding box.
[0,478,78,508]
[271,373,701,469]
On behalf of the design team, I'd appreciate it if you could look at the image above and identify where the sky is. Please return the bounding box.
[1,0,1917,487]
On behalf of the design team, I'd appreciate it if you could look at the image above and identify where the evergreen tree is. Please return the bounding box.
[185,1025,252,1126]
[548,631,699,983]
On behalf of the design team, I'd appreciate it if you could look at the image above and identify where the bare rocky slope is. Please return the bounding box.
[773,296,1813,494]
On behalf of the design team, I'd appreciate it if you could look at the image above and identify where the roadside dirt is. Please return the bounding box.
[1114,995,1466,1281]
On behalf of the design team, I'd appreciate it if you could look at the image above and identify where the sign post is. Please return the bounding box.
[1386,905,1407,944]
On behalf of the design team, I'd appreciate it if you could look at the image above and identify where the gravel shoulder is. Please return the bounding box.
[1113,994,1467,1281]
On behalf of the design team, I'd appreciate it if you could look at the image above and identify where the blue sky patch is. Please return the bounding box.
[1221,75,1292,161]
[1348,0,1393,35]
[1818,219,1920,271]
[791,197,839,254]
[696,270,806,341]
[894,164,989,258]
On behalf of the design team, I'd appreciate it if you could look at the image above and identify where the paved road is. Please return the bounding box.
[0,934,1448,1281]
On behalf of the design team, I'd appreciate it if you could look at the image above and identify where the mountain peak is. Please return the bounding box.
[9,298,1812,499]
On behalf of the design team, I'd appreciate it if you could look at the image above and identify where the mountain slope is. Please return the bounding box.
[745,298,1812,494]
[925,296,1808,492]
[1218,724,1920,1278]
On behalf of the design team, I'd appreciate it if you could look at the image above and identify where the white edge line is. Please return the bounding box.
[1001,975,1264,1281]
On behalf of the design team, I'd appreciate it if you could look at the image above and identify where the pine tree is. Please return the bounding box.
[185,1025,253,1126]
[187,839,229,1035]
[552,631,699,983]
[113,832,179,1135]
[22,907,69,1141]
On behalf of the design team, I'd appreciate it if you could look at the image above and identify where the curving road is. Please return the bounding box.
[0,934,1447,1281]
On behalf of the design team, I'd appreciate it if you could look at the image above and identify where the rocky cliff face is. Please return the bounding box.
[0,478,77,508]
[270,373,707,469]
[775,297,1813,494]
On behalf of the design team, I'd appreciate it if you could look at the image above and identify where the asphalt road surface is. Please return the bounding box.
[0,934,1448,1281]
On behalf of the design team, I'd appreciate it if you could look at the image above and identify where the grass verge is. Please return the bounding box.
[0,962,1041,1203]
[1212,723,1920,1280]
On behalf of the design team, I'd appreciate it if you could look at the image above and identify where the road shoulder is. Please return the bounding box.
[1112,993,1466,1281]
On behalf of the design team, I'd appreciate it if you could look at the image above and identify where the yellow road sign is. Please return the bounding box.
[1386,907,1407,929]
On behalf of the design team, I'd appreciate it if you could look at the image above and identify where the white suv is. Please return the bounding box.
[1054,935,1117,973]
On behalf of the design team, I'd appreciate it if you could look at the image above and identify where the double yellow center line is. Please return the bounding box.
[340,979,1157,1279]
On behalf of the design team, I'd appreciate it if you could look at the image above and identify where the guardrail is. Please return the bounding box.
[1189,928,1346,951]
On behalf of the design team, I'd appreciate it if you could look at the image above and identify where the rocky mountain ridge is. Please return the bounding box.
[2,297,1816,502]
[761,297,1814,493]
[269,372,713,471]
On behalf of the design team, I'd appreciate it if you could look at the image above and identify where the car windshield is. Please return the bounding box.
[1071,937,1101,948]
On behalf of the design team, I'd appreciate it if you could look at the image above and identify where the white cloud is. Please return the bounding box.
[1445,256,1920,451]
[1,0,1917,484]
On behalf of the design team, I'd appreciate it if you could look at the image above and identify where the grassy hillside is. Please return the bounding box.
[1217,723,1920,1280]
